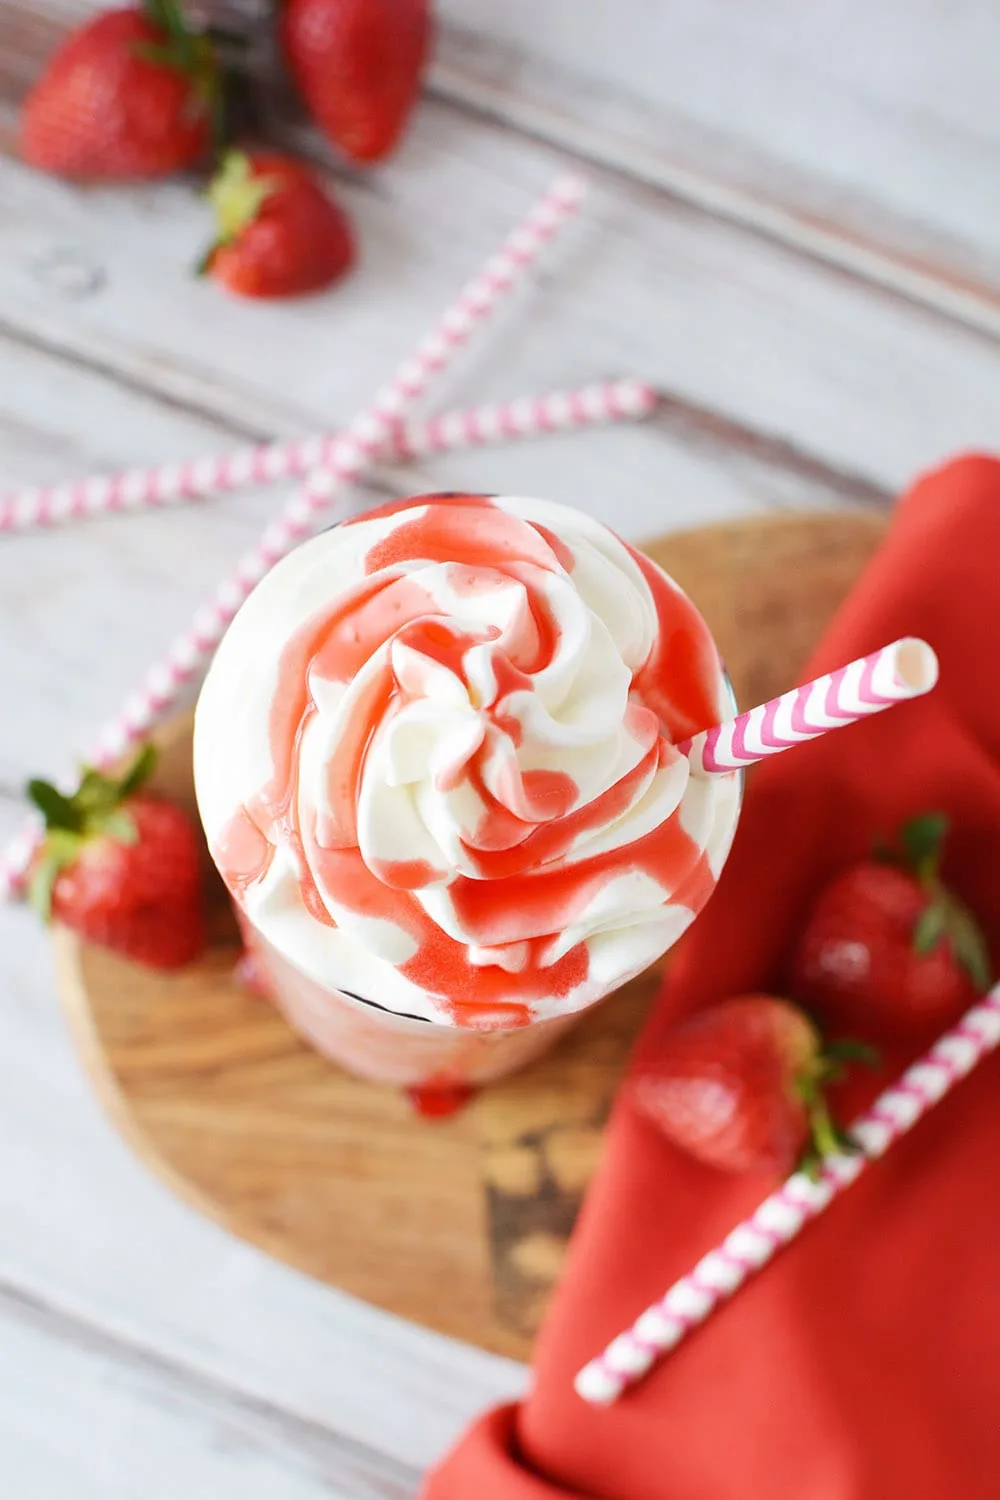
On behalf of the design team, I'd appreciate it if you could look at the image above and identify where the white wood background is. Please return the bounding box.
[0,1,998,1493]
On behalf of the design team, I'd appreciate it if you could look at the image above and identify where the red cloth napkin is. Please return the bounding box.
[423,455,1000,1500]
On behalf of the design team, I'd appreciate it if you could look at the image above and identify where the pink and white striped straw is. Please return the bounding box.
[681,637,939,774]
[0,173,585,900]
[576,982,1000,1404]
[0,378,654,532]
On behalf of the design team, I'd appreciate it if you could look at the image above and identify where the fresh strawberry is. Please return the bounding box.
[280,0,431,164]
[19,1,220,181]
[791,814,991,1042]
[200,149,355,298]
[27,745,206,971]
[629,995,862,1176]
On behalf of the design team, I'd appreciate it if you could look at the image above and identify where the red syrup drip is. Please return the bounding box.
[405,1081,477,1118]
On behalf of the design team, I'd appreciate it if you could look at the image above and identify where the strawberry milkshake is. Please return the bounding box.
[194,494,741,1086]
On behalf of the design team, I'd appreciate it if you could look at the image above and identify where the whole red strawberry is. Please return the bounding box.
[281,0,431,164]
[629,995,857,1176]
[201,150,355,298]
[791,814,991,1042]
[28,746,206,971]
[20,1,220,181]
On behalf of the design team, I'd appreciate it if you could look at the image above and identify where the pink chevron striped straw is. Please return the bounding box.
[0,378,654,532]
[576,982,1000,1404]
[0,173,585,900]
[681,637,939,774]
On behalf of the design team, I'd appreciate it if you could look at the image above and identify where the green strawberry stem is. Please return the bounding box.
[795,1031,869,1178]
[26,745,158,921]
[144,0,185,39]
[137,0,227,155]
[799,1097,859,1180]
[805,1095,842,1162]
[796,1079,860,1180]
[197,151,282,273]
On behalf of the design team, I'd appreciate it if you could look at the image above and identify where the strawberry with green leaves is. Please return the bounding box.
[20,0,221,180]
[791,814,992,1042]
[629,995,866,1177]
[200,149,356,298]
[28,745,206,971]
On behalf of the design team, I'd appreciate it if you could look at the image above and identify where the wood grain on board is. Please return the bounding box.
[54,512,885,1360]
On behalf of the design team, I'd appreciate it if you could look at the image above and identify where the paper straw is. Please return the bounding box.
[681,637,939,775]
[0,378,654,532]
[575,982,1000,1404]
[0,173,585,900]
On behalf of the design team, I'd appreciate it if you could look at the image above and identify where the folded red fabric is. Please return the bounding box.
[423,455,1000,1500]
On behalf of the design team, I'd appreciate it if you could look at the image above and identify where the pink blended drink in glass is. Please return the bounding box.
[194,494,740,1087]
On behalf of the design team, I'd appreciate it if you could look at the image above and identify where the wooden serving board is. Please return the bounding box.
[55,512,886,1361]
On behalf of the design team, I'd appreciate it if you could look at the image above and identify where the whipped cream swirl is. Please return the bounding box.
[195,494,740,1027]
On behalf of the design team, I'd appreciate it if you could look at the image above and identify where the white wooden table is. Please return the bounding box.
[1,3,998,1494]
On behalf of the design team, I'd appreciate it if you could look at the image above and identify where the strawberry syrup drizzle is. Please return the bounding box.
[214,805,273,897]
[449,795,709,948]
[214,495,725,1028]
[629,545,722,742]
[460,737,662,877]
[405,1081,477,1118]
[364,497,560,574]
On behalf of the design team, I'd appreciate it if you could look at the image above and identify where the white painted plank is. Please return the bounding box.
[0,881,526,1476]
[10,0,1000,322]
[0,104,996,510]
[0,337,298,781]
[0,1280,417,1499]
[431,2,1000,310]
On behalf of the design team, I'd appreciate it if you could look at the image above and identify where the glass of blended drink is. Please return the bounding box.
[194,494,741,1088]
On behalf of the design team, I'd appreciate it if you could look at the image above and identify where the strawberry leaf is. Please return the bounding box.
[946,901,992,992]
[76,766,124,819]
[913,901,948,954]
[900,812,948,878]
[207,151,281,246]
[143,0,192,48]
[194,241,219,277]
[27,829,83,921]
[822,1038,880,1070]
[26,779,83,833]
[28,850,63,922]
[99,810,138,846]
[912,886,992,993]
[117,743,157,801]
